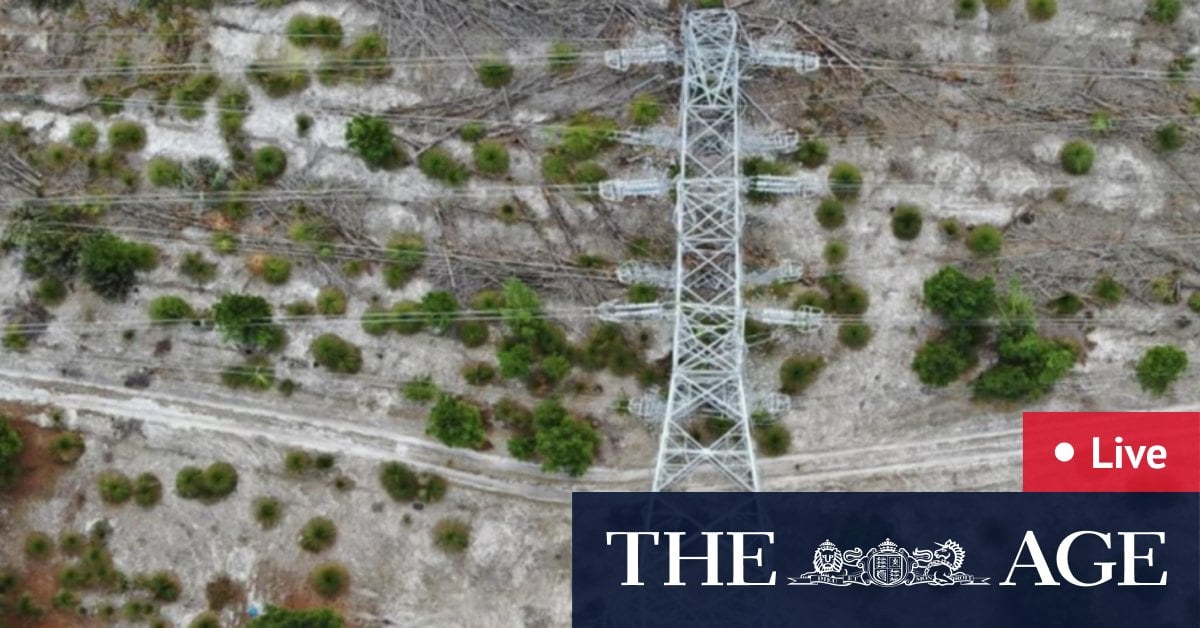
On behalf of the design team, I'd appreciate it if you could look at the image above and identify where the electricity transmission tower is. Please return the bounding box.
[604,9,825,492]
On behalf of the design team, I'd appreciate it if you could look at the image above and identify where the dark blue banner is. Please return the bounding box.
[572,493,1199,627]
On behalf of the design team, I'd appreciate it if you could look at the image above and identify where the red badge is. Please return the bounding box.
[1023,412,1200,492]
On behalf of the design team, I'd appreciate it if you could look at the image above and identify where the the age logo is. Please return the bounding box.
[1024,412,1199,492]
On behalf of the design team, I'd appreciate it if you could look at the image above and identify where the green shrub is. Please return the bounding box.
[815,198,845,229]
[1150,273,1180,304]
[146,156,184,187]
[69,122,99,150]
[217,84,251,142]
[108,120,146,152]
[253,496,282,528]
[176,462,238,502]
[221,358,276,391]
[175,252,216,285]
[295,113,314,137]
[755,424,791,456]
[1149,0,1182,24]
[1153,123,1185,152]
[311,334,362,374]
[299,517,337,553]
[284,449,312,475]
[390,300,425,334]
[345,114,407,170]
[36,276,68,307]
[1059,139,1095,175]
[627,283,660,304]
[190,612,222,628]
[418,147,469,185]
[458,123,486,142]
[793,290,828,311]
[133,472,162,507]
[1026,0,1056,21]
[427,395,486,449]
[174,72,221,120]
[985,0,1012,10]
[923,266,996,323]
[309,563,350,599]
[1189,292,1200,313]
[956,0,980,19]
[458,320,490,347]
[838,322,872,349]
[629,93,662,126]
[421,291,459,332]
[779,355,824,394]
[136,571,181,603]
[828,161,863,200]
[572,160,609,185]
[548,41,579,74]
[379,461,421,501]
[824,240,848,266]
[697,0,724,7]
[433,518,471,554]
[79,233,158,300]
[48,432,85,464]
[286,14,343,49]
[472,140,510,176]
[1136,345,1188,395]
[41,142,76,171]
[966,224,1003,255]
[212,232,239,255]
[247,607,345,626]
[1089,274,1122,305]
[402,376,438,402]
[743,156,788,203]
[462,362,496,386]
[213,293,282,350]
[98,470,133,504]
[25,531,53,560]
[315,287,347,315]
[259,256,291,285]
[794,138,828,168]
[1048,293,1084,316]
[247,60,310,98]
[891,205,923,240]
[912,338,970,386]
[383,233,425,289]
[149,296,194,323]
[252,146,287,182]
[822,275,871,315]
[477,59,514,89]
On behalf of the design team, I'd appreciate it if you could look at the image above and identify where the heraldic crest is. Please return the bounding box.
[788,538,989,586]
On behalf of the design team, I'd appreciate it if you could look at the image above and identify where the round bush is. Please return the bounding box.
[1026,0,1056,21]
[49,432,85,464]
[779,355,824,394]
[823,240,848,266]
[827,162,862,200]
[755,424,791,457]
[345,114,407,170]
[252,146,287,182]
[260,256,291,285]
[472,140,510,176]
[891,205,923,240]
[203,462,238,498]
[149,296,194,323]
[838,322,872,349]
[36,276,68,307]
[966,224,1003,255]
[459,123,486,142]
[253,496,282,529]
[299,517,338,553]
[1059,139,1095,175]
[311,333,363,374]
[285,450,312,475]
[457,321,490,348]
[1150,0,1182,24]
[956,0,980,19]
[1154,123,1185,153]
[432,518,471,554]
[25,532,53,561]
[794,139,828,168]
[1135,345,1188,395]
[309,563,350,599]
[380,461,420,501]
[418,147,469,185]
[315,287,347,315]
[815,198,845,229]
[132,473,162,507]
[108,120,146,152]
[1093,274,1123,305]
[286,14,343,49]
[70,122,99,150]
[477,60,514,89]
[146,157,183,188]
[98,470,134,504]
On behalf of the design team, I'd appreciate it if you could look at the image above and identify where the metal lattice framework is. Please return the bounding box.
[606,9,823,492]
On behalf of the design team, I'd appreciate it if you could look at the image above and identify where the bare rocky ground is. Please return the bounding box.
[1,0,1199,625]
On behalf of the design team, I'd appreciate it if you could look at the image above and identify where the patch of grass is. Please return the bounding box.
[1048,293,1085,316]
[458,320,490,347]
[402,376,438,402]
[259,256,292,285]
[1026,0,1056,21]
[891,205,923,240]
[299,516,337,553]
[629,93,662,126]
[345,114,408,170]
[247,60,310,98]
[383,232,425,289]
[966,224,1003,255]
[1149,0,1182,24]
[252,145,287,182]
[149,295,194,323]
[838,322,872,349]
[815,197,845,229]
[311,333,363,374]
[828,161,863,200]
[36,276,68,307]
[548,41,579,74]
[418,147,470,185]
[174,72,221,120]
[462,361,496,386]
[295,112,314,137]
[1059,139,1095,175]
[221,358,276,391]
[146,156,184,188]
[176,462,239,502]
[1093,274,1123,305]
[460,122,486,142]
[286,14,343,49]
[180,251,217,284]
[318,32,392,85]
[985,0,1011,11]
[743,156,789,204]
[432,518,471,554]
[211,232,238,255]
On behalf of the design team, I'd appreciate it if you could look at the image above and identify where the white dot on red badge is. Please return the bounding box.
[1054,442,1074,463]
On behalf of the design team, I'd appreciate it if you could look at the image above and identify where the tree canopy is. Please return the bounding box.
[213,294,283,351]
[426,395,487,449]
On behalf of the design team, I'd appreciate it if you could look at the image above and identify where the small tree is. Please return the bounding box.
[310,334,363,374]
[534,407,599,476]
[213,294,282,351]
[1135,345,1188,395]
[891,205,923,240]
[912,338,970,386]
[299,517,338,553]
[472,140,510,176]
[345,115,407,170]
[427,395,487,449]
[1059,139,1095,175]
[779,356,824,394]
[79,233,157,300]
[477,59,514,89]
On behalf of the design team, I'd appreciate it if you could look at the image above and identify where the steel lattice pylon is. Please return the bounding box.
[654,10,755,492]
[606,9,823,492]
